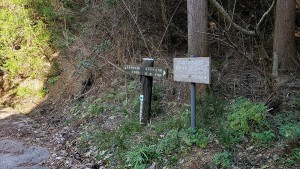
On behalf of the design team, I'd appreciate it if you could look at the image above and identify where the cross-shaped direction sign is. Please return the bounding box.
[125,58,168,125]
[124,65,168,78]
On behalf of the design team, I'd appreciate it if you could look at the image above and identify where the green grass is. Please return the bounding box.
[71,87,300,168]
[71,80,212,168]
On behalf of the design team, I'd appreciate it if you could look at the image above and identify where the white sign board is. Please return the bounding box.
[173,57,211,84]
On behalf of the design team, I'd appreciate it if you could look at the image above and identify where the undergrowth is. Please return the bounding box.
[70,83,300,168]
[0,0,75,101]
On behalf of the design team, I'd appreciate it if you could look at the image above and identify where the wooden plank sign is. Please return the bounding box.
[124,65,168,78]
[173,57,211,84]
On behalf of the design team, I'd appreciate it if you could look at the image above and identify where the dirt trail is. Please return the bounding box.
[0,107,102,169]
[0,108,50,169]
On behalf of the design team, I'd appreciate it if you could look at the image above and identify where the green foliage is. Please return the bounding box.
[279,123,300,139]
[16,86,35,97]
[251,130,275,145]
[47,76,59,85]
[37,87,48,98]
[214,151,231,169]
[156,129,182,155]
[87,104,104,115]
[228,98,267,135]
[285,148,300,165]
[75,97,205,167]
[214,98,273,146]
[178,129,209,148]
[293,148,300,161]
[126,145,157,169]
[0,0,54,78]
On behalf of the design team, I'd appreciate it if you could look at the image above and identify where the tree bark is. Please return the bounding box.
[187,0,208,57]
[273,0,296,75]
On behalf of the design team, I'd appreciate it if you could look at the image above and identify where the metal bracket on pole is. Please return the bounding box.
[190,55,196,132]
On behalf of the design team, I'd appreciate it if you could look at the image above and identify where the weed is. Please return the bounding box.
[284,148,300,165]
[179,128,209,148]
[156,129,182,155]
[16,86,34,97]
[38,87,48,98]
[228,98,267,135]
[126,145,157,169]
[293,148,300,161]
[251,130,275,145]
[48,76,59,85]
[279,122,300,139]
[214,151,231,169]
[87,104,104,115]
[274,111,299,126]
[216,98,272,146]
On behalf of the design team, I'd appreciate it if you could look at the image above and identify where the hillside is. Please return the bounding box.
[0,0,300,168]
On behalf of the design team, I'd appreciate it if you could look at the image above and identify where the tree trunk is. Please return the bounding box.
[187,0,208,57]
[273,0,296,76]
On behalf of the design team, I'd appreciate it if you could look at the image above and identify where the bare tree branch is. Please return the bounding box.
[121,0,151,57]
[209,0,276,37]
[256,0,276,31]
[208,0,256,36]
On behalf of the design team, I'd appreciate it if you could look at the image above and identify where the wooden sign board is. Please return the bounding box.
[173,57,211,84]
[124,65,168,78]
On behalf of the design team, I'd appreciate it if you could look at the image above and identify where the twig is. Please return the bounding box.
[224,33,272,78]
[227,0,237,31]
[156,0,182,54]
[73,85,99,101]
[208,0,255,36]
[98,55,125,73]
[256,0,276,31]
[121,0,151,57]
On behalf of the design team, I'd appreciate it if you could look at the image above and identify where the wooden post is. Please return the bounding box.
[124,59,167,125]
[139,58,154,125]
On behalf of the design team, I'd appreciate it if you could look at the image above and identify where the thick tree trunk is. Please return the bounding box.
[187,0,208,57]
[273,0,296,76]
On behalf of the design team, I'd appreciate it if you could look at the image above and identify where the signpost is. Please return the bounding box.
[125,58,168,125]
[173,56,211,131]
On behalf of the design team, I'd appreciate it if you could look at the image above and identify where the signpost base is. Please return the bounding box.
[140,58,154,125]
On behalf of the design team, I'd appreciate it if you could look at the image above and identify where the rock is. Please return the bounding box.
[246,146,254,151]
[273,154,280,160]
[150,162,157,169]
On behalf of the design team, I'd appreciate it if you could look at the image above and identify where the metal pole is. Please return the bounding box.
[190,55,196,131]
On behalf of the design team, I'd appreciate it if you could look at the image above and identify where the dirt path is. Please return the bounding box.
[0,107,101,169]
[0,139,49,169]
[0,108,50,169]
